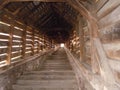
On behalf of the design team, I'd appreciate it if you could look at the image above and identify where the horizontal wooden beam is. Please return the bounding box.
[9,0,66,2]
[0,0,9,10]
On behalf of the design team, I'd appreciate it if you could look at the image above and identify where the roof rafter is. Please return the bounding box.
[28,3,50,24]
[13,2,30,15]
[22,2,42,20]
[8,0,66,2]
[35,12,53,26]
[52,4,76,26]
[0,0,10,10]
[40,15,53,27]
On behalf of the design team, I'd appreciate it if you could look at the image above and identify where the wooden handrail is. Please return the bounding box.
[93,38,120,74]
[64,47,103,90]
[93,38,115,83]
[64,47,94,79]
[0,49,54,74]
[65,45,120,89]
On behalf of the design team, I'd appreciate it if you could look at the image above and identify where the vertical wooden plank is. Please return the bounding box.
[78,19,85,62]
[39,34,42,51]
[68,40,70,50]
[31,29,34,55]
[21,25,26,59]
[75,32,77,54]
[43,35,45,50]
[37,32,40,53]
[39,33,42,51]
[7,19,13,65]
[50,40,53,48]
[46,37,48,49]
[37,41,40,53]
[69,36,72,50]
[71,36,74,52]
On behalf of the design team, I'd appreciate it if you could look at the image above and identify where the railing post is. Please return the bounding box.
[7,18,14,65]
[39,34,42,51]
[78,18,85,62]
[37,31,40,53]
[43,35,45,50]
[22,25,26,59]
[31,28,34,55]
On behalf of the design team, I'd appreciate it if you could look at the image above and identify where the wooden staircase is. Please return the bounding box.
[12,48,79,90]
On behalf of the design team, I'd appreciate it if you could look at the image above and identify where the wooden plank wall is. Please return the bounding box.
[96,0,120,83]
[96,0,120,43]
[0,15,51,68]
[68,30,80,58]
[68,24,91,65]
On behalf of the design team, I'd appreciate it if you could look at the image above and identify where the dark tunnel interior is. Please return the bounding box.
[3,2,79,43]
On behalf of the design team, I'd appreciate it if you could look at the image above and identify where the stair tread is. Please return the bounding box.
[24,70,74,74]
[13,85,79,90]
[14,83,78,88]
[17,79,77,83]
[20,75,75,80]
[12,48,79,90]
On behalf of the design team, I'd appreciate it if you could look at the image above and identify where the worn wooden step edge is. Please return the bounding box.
[20,74,75,78]
[19,76,76,80]
[24,70,74,73]
[13,85,79,90]
[16,80,77,85]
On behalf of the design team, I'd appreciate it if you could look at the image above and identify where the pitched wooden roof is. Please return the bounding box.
[0,0,95,43]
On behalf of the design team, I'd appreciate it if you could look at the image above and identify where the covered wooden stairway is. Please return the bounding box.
[13,48,79,90]
[0,0,120,90]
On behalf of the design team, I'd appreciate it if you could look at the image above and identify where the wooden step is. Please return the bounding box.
[40,67,72,70]
[45,60,69,62]
[12,48,79,90]
[24,70,75,75]
[16,79,77,85]
[42,65,71,67]
[13,85,79,90]
[20,75,75,80]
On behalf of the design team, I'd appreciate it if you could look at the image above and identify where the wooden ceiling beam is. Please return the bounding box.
[22,3,42,20]
[0,0,10,10]
[66,0,89,20]
[36,12,52,26]
[40,15,53,26]
[13,2,30,15]
[9,0,66,2]
[29,4,50,24]
[52,5,76,26]
[42,27,69,33]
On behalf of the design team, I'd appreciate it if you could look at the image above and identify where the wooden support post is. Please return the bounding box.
[22,25,26,59]
[51,40,52,48]
[37,32,40,53]
[87,21,98,74]
[78,19,85,62]
[7,19,14,65]
[71,41,73,51]
[43,35,45,50]
[37,41,40,53]
[75,34,77,54]
[69,40,70,50]
[39,34,42,51]
[31,29,34,55]
[71,36,73,52]
[70,36,72,51]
